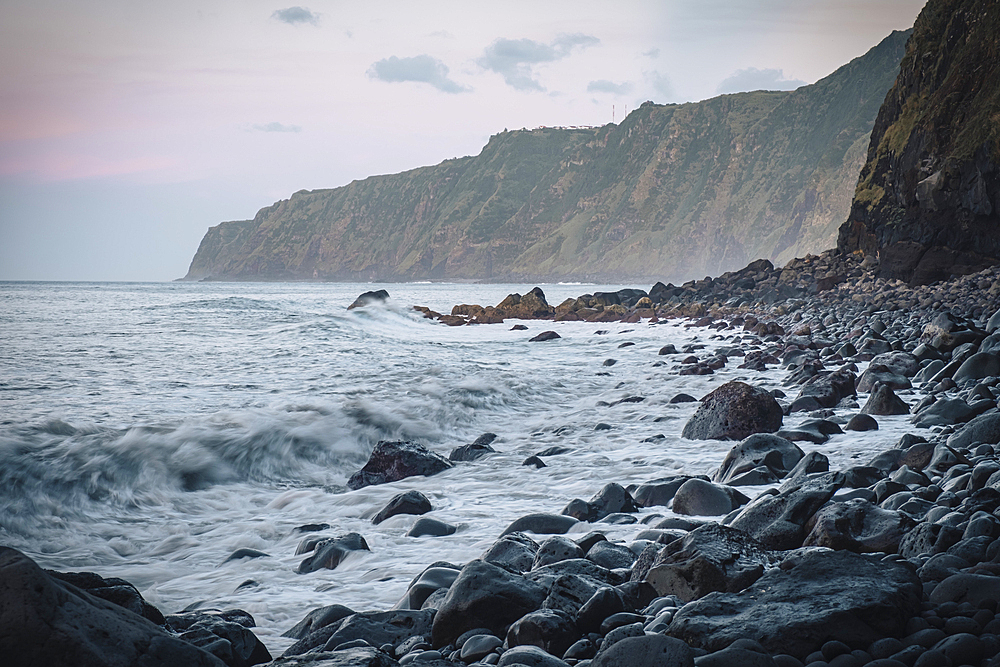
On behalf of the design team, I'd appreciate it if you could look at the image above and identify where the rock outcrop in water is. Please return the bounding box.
[184,31,908,284]
[837,0,1000,284]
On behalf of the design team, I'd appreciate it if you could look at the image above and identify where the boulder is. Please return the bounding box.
[911,397,975,427]
[860,384,909,416]
[532,537,585,569]
[0,547,224,667]
[682,381,784,441]
[792,369,857,410]
[947,413,1000,449]
[393,565,460,610]
[713,434,804,484]
[311,610,433,654]
[506,609,580,658]
[496,645,570,667]
[667,550,922,659]
[282,605,355,640]
[483,533,540,574]
[846,414,879,431]
[347,290,389,310]
[431,559,546,648]
[643,524,777,602]
[953,352,1000,384]
[672,478,749,516]
[633,476,708,508]
[406,518,457,538]
[268,647,397,667]
[868,351,922,378]
[298,534,370,574]
[449,443,496,462]
[727,473,843,550]
[562,483,636,522]
[166,610,271,667]
[530,331,561,342]
[590,634,694,667]
[46,569,165,625]
[496,287,556,320]
[857,365,912,393]
[372,490,432,525]
[783,451,830,486]
[586,541,638,570]
[803,499,914,553]
[347,441,452,490]
[776,419,843,444]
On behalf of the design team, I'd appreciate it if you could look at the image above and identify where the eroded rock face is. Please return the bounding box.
[643,524,776,602]
[0,547,224,667]
[347,441,453,490]
[666,549,922,658]
[682,381,784,441]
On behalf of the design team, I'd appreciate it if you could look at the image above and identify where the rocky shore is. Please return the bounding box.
[6,252,1000,667]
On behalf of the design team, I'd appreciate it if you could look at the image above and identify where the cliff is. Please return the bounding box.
[838,0,1000,284]
[186,31,909,283]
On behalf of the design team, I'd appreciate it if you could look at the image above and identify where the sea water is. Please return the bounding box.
[0,281,911,651]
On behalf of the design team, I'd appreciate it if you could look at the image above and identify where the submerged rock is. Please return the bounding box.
[372,490,432,525]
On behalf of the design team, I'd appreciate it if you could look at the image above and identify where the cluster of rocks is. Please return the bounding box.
[8,260,1000,666]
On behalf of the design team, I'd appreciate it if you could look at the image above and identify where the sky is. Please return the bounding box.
[0,0,926,281]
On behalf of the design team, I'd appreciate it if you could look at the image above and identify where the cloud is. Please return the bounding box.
[647,71,678,103]
[716,67,806,94]
[642,48,660,58]
[587,80,632,95]
[477,33,599,91]
[367,55,470,94]
[271,7,319,26]
[252,122,302,132]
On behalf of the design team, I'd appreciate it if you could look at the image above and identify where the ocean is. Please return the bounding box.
[0,281,906,652]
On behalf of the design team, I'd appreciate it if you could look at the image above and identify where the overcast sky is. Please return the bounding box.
[0,0,925,281]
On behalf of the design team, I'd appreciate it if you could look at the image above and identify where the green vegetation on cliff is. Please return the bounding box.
[838,0,1000,284]
[187,31,909,283]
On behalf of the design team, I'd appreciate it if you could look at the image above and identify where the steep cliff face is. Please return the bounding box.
[186,31,909,283]
[838,0,1000,284]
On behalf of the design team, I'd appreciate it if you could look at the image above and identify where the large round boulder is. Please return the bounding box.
[682,381,783,441]
[713,434,804,484]
[347,441,453,490]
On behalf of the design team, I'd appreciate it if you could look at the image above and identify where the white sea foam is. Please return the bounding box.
[0,281,911,652]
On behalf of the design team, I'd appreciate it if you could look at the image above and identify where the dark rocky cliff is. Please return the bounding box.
[838,0,1000,284]
[186,32,909,284]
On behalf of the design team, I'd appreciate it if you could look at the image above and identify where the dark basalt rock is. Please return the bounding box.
[561,482,637,522]
[532,536,585,569]
[393,565,461,610]
[777,418,843,444]
[347,441,453,490]
[449,442,496,462]
[529,331,561,342]
[431,559,546,648]
[46,568,165,626]
[643,523,777,602]
[269,646,398,666]
[482,532,540,574]
[682,381,784,441]
[347,289,389,310]
[298,533,370,574]
[501,513,579,537]
[860,384,910,416]
[0,547,224,667]
[282,604,355,640]
[406,517,457,538]
[591,634,695,667]
[727,473,843,550]
[947,412,1000,449]
[791,369,858,412]
[847,413,879,431]
[506,609,580,658]
[714,434,804,484]
[667,549,922,659]
[167,610,272,667]
[633,475,708,508]
[372,490,432,525]
[295,610,434,656]
[671,478,749,516]
[803,499,915,553]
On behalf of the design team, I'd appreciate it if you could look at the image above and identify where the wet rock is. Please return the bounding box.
[791,369,858,411]
[847,414,879,431]
[783,451,831,486]
[530,331,561,342]
[667,549,921,659]
[482,532,540,574]
[911,397,975,427]
[347,289,389,310]
[449,442,496,462]
[947,413,1000,449]
[860,384,909,416]
[45,569,165,625]
[496,288,556,320]
[591,634,695,667]
[506,609,580,658]
[777,419,842,444]
[562,483,637,522]
[869,351,922,378]
[501,513,579,537]
[372,490,432,525]
[696,646,779,667]
[393,565,460,610]
[496,644,570,667]
[270,646,397,666]
[0,547,224,667]
[672,478,749,516]
[223,548,269,564]
[682,381,784,440]
[307,610,434,655]
[727,473,843,550]
[928,572,1000,607]
[460,634,503,662]
[282,604,355,640]
[857,365,912,393]
[644,523,776,602]
[431,559,546,648]
[633,475,708,508]
[533,537,585,569]
[407,518,457,538]
[803,499,914,553]
[167,611,271,667]
[713,434,804,484]
[953,352,1000,384]
[347,441,453,490]
[298,533,370,574]
[523,455,547,468]
[575,586,626,634]
[586,541,637,570]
